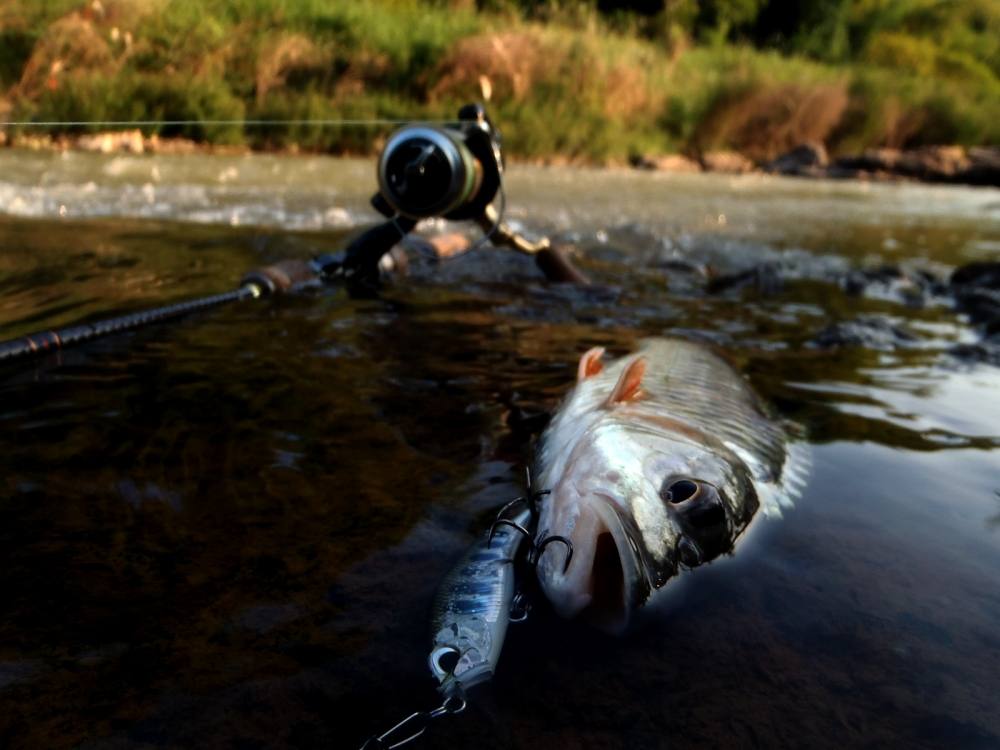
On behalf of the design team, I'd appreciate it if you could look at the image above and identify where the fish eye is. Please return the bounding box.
[661,478,700,504]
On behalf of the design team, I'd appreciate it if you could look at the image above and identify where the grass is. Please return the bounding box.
[1,0,997,162]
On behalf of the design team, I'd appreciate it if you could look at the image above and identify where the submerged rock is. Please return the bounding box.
[950,262,1000,332]
[950,341,1000,366]
[841,264,947,308]
[810,315,918,351]
[706,264,783,295]
[951,262,1000,292]
[948,262,1000,365]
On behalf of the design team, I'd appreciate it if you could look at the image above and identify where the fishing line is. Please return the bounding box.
[448,179,507,257]
[0,118,460,128]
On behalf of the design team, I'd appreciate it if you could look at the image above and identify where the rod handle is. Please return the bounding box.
[241,259,320,296]
[535,245,589,285]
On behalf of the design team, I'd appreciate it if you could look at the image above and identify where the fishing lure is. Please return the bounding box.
[428,505,533,700]
[361,506,534,749]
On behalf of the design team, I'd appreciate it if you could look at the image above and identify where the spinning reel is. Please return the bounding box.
[314,102,584,293]
[376,103,503,221]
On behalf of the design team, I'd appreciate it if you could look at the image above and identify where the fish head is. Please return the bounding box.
[534,351,759,633]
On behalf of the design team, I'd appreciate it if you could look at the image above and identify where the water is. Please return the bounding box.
[0,150,998,749]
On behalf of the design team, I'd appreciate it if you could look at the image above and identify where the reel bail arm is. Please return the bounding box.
[473,204,589,285]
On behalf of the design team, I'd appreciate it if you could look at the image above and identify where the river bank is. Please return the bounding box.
[3,128,998,188]
[2,1,998,170]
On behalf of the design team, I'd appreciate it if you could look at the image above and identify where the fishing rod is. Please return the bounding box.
[0,103,586,363]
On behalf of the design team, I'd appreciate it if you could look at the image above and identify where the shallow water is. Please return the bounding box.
[0,150,998,749]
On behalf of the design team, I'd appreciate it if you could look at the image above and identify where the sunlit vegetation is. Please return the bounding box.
[0,0,997,160]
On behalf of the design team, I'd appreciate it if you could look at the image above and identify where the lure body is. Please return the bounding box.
[428,507,531,697]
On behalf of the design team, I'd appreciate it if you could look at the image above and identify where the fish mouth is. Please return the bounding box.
[538,496,648,634]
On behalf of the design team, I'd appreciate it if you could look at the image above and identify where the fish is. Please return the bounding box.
[534,338,807,632]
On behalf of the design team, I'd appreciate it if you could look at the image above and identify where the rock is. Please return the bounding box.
[810,315,917,351]
[956,288,1000,333]
[11,133,55,151]
[630,153,702,172]
[833,146,997,186]
[841,264,945,308]
[950,262,1000,332]
[75,129,145,154]
[706,264,782,295]
[701,151,756,174]
[764,142,828,175]
[895,145,969,181]
[822,165,885,181]
[145,135,201,154]
[401,232,471,260]
[956,146,1000,187]
[835,148,902,172]
[951,262,1000,290]
[950,339,1000,366]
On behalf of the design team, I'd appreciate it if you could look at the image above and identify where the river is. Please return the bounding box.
[0,149,998,749]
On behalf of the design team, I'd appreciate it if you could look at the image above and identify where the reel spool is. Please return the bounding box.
[376,105,503,221]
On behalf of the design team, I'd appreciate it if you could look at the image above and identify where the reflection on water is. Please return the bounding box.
[0,152,999,749]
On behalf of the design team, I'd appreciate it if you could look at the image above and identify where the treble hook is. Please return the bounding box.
[509,591,530,622]
[487,466,552,546]
[486,522,573,575]
[523,466,551,518]
[530,533,573,574]
[495,467,551,521]
[487,517,532,547]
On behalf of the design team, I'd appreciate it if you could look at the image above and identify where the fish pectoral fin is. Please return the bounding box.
[577,347,606,381]
[605,356,646,406]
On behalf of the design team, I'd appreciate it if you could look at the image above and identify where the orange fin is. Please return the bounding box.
[606,356,646,406]
[577,347,605,381]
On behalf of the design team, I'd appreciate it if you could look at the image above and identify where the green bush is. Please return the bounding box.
[1,0,997,158]
[14,72,245,143]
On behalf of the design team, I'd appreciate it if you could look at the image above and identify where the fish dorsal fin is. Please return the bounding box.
[606,356,646,406]
[577,347,605,381]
